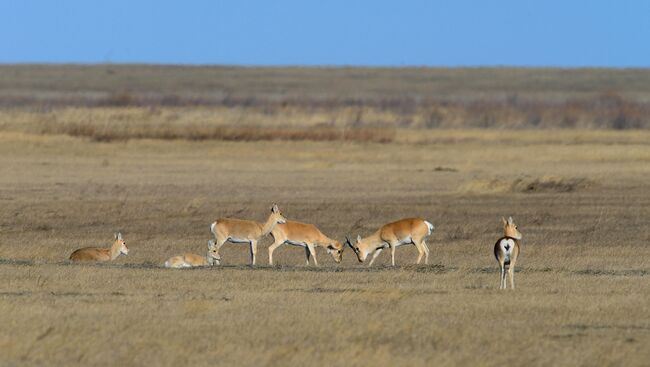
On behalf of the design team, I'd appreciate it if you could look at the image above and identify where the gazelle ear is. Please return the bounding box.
[271,204,279,213]
[117,232,123,240]
[357,235,362,242]
[508,216,514,225]
[501,217,507,226]
[208,240,215,248]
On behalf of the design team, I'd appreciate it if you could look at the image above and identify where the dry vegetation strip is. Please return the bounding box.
[39,123,395,143]
[3,65,650,129]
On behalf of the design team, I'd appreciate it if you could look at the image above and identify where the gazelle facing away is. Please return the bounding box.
[268,220,344,266]
[494,216,522,289]
[346,218,434,267]
[69,232,129,262]
[164,240,221,268]
[210,204,286,265]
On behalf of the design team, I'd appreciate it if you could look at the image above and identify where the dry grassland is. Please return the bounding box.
[0,126,649,366]
[3,65,650,129]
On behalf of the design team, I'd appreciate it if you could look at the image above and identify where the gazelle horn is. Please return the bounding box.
[345,237,358,252]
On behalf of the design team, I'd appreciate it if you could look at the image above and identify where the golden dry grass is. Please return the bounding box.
[0,127,649,366]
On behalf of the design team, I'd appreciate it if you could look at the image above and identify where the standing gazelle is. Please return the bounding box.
[494,216,522,289]
[268,220,344,266]
[164,240,221,268]
[210,204,286,265]
[346,218,435,267]
[69,232,129,262]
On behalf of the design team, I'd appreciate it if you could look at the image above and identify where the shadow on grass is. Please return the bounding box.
[572,269,647,277]
[1,258,647,277]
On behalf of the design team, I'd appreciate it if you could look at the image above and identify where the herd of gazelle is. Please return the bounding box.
[68,205,522,289]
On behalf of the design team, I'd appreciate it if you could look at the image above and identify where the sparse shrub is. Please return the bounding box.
[460,176,593,194]
[103,91,136,107]
[611,112,641,130]
[424,108,444,128]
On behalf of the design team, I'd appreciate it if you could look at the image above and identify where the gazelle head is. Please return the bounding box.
[270,203,287,225]
[502,216,522,240]
[326,241,344,263]
[114,232,129,255]
[207,240,221,266]
[345,235,366,263]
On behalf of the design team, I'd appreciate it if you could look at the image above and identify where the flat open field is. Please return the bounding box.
[1,126,649,366]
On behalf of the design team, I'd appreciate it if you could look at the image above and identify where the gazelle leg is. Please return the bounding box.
[307,243,318,266]
[500,264,506,289]
[368,248,383,267]
[390,244,396,266]
[509,257,517,289]
[422,240,430,265]
[249,240,257,266]
[214,236,227,263]
[268,239,284,266]
[414,240,425,265]
[305,246,311,265]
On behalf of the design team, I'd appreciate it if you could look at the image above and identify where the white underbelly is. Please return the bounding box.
[394,237,413,247]
[228,237,251,244]
[285,239,308,247]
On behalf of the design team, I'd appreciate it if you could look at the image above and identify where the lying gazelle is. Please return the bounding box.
[69,232,129,262]
[494,216,522,289]
[268,220,344,266]
[346,218,434,267]
[210,204,286,265]
[164,240,221,268]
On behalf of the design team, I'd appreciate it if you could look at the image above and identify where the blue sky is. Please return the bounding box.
[2,1,649,67]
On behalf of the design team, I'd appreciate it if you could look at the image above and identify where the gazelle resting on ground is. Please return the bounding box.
[164,240,221,268]
[210,204,286,265]
[69,232,129,262]
[268,220,344,266]
[494,216,522,289]
[346,218,435,267]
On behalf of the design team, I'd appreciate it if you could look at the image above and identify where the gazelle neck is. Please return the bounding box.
[504,230,522,240]
[206,254,214,266]
[260,214,280,236]
[320,235,335,248]
[366,231,386,251]
[109,241,122,260]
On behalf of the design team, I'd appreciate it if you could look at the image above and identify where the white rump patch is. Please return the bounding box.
[499,238,515,263]
[424,221,434,235]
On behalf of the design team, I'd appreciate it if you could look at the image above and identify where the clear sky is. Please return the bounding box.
[2,0,649,67]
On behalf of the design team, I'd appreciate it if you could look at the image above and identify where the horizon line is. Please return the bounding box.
[1,62,649,70]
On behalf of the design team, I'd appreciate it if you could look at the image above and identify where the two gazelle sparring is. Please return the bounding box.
[346,218,435,267]
[69,232,129,262]
[268,220,344,266]
[164,240,221,268]
[494,217,522,289]
[210,204,286,265]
